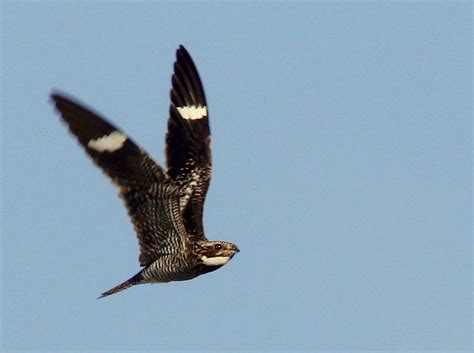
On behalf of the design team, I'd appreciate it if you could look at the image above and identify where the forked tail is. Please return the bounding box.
[98,271,143,299]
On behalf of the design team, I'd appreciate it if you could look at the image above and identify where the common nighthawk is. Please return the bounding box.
[51,45,239,298]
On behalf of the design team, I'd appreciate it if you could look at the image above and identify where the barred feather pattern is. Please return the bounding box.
[99,252,198,298]
[52,45,240,299]
[166,46,212,240]
[121,183,187,267]
[141,254,197,282]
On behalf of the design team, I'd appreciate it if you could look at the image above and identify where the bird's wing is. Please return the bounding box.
[121,184,187,266]
[166,45,211,241]
[51,93,186,266]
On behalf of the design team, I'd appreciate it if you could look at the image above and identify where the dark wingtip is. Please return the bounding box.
[50,90,77,110]
[50,90,62,104]
[177,45,192,60]
[50,90,76,102]
[50,90,66,114]
[49,90,75,119]
[50,89,69,100]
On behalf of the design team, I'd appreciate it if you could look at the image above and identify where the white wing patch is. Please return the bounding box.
[87,131,127,152]
[201,255,230,266]
[177,105,207,120]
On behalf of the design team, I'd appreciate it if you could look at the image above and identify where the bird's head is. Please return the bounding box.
[195,241,240,267]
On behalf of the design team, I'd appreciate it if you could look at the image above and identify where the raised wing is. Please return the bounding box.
[51,93,186,266]
[166,45,211,240]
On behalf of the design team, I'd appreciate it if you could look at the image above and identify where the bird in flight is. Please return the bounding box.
[51,45,239,298]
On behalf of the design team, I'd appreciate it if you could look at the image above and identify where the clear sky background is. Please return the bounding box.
[1,1,471,352]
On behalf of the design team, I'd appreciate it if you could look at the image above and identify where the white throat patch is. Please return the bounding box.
[177,105,207,120]
[201,255,230,266]
[87,131,127,152]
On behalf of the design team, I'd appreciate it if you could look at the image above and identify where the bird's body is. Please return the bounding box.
[51,46,239,298]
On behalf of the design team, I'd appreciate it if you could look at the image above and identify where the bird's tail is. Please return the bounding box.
[98,271,143,299]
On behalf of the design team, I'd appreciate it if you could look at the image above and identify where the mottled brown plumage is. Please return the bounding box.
[51,45,239,298]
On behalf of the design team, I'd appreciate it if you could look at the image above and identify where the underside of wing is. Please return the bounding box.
[51,93,185,266]
[121,183,187,266]
[51,93,164,189]
[166,45,212,240]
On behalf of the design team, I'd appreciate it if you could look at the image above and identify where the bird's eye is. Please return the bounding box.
[214,244,222,250]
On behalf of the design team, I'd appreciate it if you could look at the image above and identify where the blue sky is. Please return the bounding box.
[1,1,471,352]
